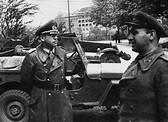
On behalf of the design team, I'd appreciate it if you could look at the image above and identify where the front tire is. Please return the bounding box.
[0,90,30,122]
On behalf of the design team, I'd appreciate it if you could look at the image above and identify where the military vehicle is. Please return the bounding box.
[0,33,130,122]
[0,56,29,122]
[77,40,130,63]
[60,33,129,122]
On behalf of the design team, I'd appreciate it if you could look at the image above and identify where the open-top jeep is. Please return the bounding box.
[0,33,130,122]
[59,33,130,122]
[0,56,28,122]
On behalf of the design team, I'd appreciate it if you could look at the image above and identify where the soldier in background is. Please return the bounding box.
[20,19,73,122]
[119,11,168,122]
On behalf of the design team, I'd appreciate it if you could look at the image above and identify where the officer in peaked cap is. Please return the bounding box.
[20,19,73,122]
[118,11,168,122]
[35,19,58,36]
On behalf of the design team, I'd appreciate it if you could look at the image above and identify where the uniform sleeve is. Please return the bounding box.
[20,53,34,94]
[155,60,168,121]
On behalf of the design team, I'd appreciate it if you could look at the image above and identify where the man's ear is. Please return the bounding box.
[149,29,156,40]
[40,35,45,42]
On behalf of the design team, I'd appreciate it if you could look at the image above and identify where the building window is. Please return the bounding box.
[86,28,88,31]
[83,28,85,31]
[89,23,92,26]
[79,24,81,27]
[86,24,88,26]
[82,20,84,23]
[78,20,81,23]
[82,24,85,26]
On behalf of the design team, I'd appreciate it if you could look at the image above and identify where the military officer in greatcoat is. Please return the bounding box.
[119,11,168,122]
[20,19,73,122]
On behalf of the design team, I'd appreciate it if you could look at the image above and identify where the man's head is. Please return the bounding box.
[125,11,165,38]
[125,11,166,54]
[35,19,59,48]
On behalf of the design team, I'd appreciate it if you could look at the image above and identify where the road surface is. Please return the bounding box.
[116,42,138,66]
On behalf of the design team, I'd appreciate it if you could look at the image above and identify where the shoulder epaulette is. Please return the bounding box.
[27,48,36,54]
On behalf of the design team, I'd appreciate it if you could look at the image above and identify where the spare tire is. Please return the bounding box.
[0,90,30,122]
[100,53,121,63]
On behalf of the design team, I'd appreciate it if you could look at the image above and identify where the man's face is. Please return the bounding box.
[127,26,150,53]
[43,34,58,47]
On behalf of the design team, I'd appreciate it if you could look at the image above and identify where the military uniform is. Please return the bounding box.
[119,47,168,122]
[119,11,168,122]
[20,19,73,122]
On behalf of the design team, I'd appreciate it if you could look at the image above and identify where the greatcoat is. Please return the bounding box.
[119,47,168,122]
[20,44,73,122]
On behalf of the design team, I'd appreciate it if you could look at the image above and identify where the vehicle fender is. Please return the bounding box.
[86,63,128,80]
[0,70,21,86]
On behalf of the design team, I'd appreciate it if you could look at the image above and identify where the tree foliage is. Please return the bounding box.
[86,26,107,41]
[0,0,38,41]
[90,0,168,27]
[55,13,67,34]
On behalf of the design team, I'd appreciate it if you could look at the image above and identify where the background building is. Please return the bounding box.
[64,7,94,39]
[64,7,118,41]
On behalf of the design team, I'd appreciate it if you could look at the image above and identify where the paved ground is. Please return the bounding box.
[116,42,137,67]
[115,40,130,46]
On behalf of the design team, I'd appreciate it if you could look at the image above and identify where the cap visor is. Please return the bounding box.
[42,30,58,35]
[124,22,141,27]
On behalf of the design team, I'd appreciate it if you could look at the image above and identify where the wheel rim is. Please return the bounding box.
[5,101,25,121]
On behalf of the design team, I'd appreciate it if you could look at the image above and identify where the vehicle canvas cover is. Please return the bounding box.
[0,56,24,70]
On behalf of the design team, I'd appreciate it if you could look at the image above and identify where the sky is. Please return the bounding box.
[24,0,93,27]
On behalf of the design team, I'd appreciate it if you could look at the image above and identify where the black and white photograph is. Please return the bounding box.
[0,0,168,122]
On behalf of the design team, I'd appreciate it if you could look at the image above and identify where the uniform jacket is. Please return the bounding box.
[119,47,168,122]
[20,44,73,122]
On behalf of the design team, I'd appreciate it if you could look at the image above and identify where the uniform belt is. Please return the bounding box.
[48,83,64,91]
[34,80,65,91]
